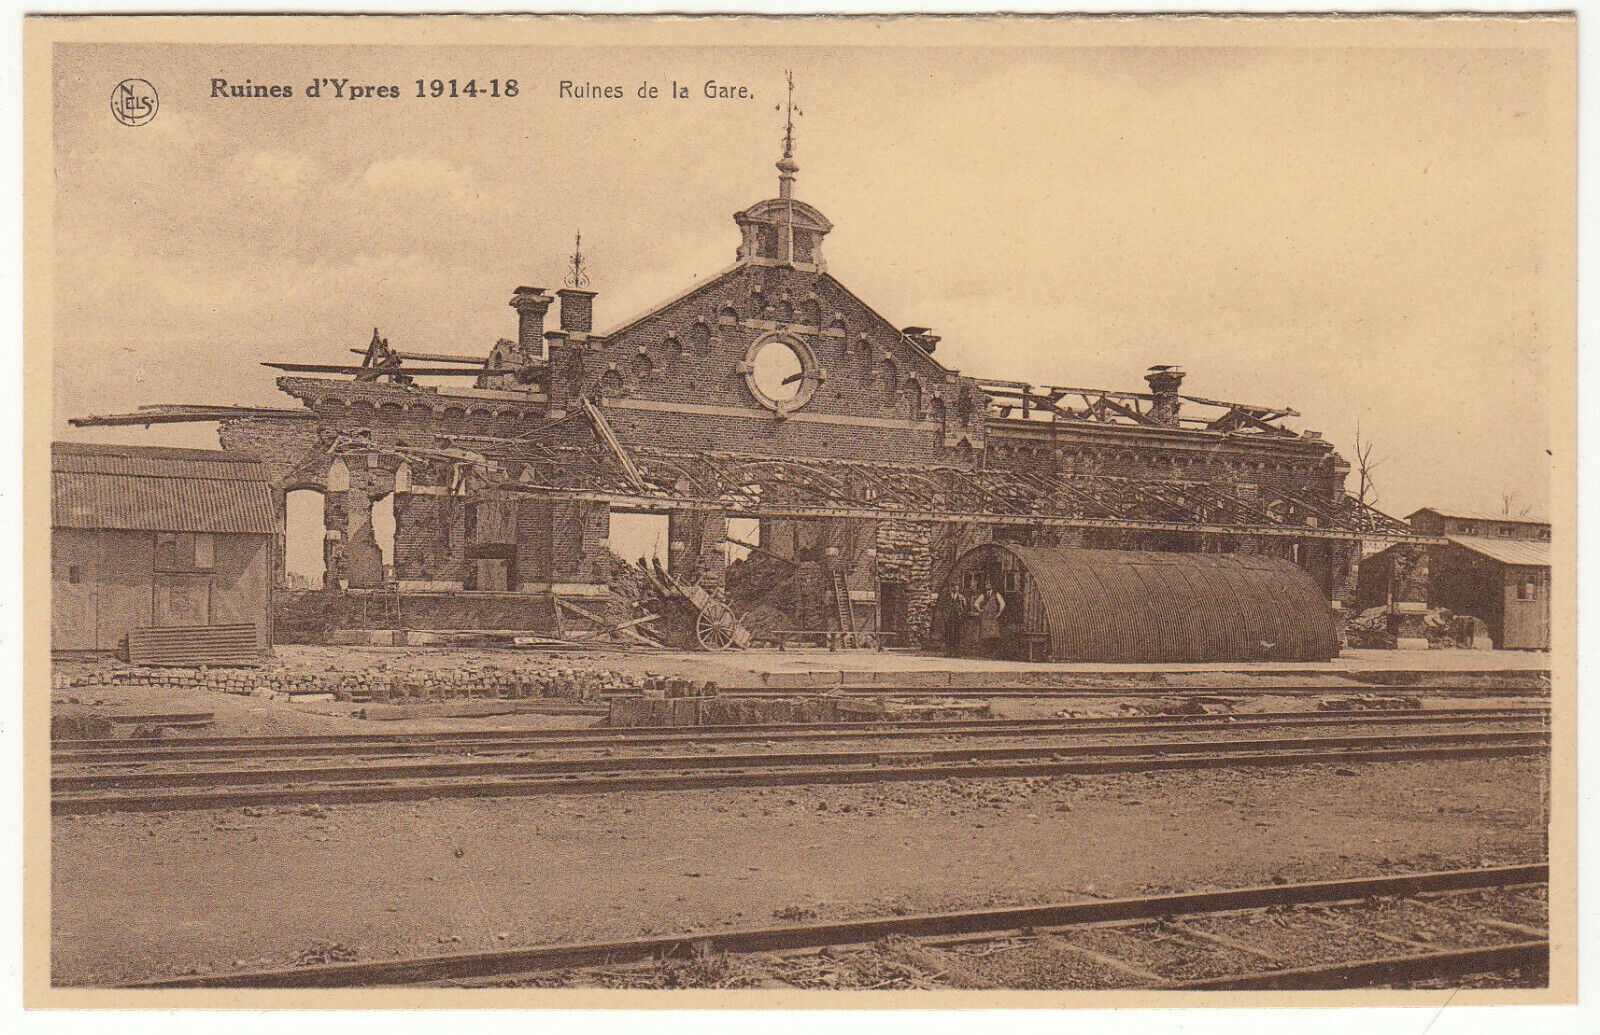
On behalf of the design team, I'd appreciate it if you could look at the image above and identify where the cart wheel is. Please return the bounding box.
[696,600,739,651]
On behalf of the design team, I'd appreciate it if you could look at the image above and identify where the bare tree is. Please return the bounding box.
[1500,490,1534,517]
[1353,422,1384,509]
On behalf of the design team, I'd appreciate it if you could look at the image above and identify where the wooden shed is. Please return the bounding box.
[940,544,1339,663]
[51,442,277,656]
[1357,534,1550,651]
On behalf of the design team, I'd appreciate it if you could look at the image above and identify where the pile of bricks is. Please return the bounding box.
[52,665,648,703]
[608,694,874,729]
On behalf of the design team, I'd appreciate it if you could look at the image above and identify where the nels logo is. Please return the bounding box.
[110,79,158,127]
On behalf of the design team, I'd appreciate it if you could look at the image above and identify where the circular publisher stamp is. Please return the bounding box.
[110,79,158,126]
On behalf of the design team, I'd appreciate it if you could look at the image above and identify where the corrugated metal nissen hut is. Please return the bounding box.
[51,442,277,654]
[939,544,1339,663]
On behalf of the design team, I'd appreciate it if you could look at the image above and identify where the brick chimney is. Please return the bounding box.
[510,286,554,358]
[1144,365,1186,426]
[557,288,597,335]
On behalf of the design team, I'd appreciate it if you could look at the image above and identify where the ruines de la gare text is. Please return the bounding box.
[560,80,755,99]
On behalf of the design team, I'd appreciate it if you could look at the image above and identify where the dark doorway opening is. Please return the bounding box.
[879,579,908,648]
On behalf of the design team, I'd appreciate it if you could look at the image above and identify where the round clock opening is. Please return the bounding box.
[750,339,805,404]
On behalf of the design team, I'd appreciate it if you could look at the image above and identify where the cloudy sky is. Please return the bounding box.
[49,27,1571,519]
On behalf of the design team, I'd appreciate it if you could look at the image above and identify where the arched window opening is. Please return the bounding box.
[878,357,899,396]
[371,492,396,572]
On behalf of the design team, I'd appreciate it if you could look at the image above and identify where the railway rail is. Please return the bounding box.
[52,706,1549,767]
[53,726,1548,814]
[709,682,1549,700]
[120,863,1548,990]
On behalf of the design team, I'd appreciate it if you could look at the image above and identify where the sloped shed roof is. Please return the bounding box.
[52,442,276,534]
[951,544,1339,663]
[1409,507,1549,527]
[1447,535,1551,569]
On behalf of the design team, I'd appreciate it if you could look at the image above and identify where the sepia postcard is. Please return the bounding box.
[21,12,1577,1010]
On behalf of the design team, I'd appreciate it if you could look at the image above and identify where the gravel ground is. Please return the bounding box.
[481,885,1545,991]
[51,753,1547,986]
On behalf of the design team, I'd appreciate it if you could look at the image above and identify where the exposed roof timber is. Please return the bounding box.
[1205,406,1297,436]
[333,429,1417,543]
[979,380,1299,422]
[69,404,316,428]
[499,488,1434,544]
[347,348,499,365]
[580,397,647,491]
[263,362,522,377]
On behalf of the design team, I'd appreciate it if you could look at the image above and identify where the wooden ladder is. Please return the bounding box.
[830,563,855,637]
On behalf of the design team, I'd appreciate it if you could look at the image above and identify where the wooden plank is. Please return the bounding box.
[580,398,647,490]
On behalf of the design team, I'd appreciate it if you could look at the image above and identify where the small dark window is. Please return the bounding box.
[1518,580,1535,601]
[67,565,82,585]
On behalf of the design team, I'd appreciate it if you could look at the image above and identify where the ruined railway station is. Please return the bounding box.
[43,29,1564,998]
[72,133,1431,662]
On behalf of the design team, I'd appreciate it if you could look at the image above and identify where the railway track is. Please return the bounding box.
[53,726,1548,814]
[53,706,1549,767]
[120,862,1548,990]
[711,682,1549,700]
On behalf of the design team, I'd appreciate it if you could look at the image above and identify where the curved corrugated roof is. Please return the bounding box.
[952,544,1338,663]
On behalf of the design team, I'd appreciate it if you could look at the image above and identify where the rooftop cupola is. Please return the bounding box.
[734,70,831,271]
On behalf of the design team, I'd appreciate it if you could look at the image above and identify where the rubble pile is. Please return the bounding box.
[1316,695,1423,712]
[1345,605,1490,650]
[50,709,116,741]
[52,664,648,703]
[725,552,798,639]
[603,548,652,625]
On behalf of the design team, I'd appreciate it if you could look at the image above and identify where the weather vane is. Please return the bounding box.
[565,231,590,289]
[777,69,801,159]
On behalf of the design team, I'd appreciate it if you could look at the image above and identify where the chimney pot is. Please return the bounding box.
[510,286,554,358]
[1144,365,1186,426]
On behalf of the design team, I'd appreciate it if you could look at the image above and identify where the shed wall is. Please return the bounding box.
[49,529,272,652]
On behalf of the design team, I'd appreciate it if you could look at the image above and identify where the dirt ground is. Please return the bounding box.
[50,754,1548,986]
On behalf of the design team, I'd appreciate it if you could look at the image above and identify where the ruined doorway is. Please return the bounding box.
[284,489,326,590]
[610,510,670,570]
[879,579,908,647]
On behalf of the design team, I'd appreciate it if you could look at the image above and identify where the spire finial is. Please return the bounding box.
[776,69,800,200]
[782,69,796,160]
[565,231,590,289]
